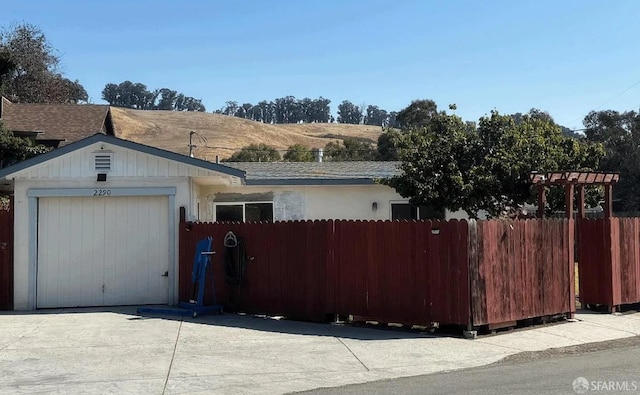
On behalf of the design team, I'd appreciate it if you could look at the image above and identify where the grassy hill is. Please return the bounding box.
[111,107,383,161]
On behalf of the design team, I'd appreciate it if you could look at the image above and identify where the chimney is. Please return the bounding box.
[315,148,324,163]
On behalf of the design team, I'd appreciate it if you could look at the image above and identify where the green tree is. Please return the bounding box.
[0,121,51,168]
[376,128,402,160]
[283,144,314,162]
[324,138,376,161]
[225,143,281,162]
[583,109,640,210]
[386,111,484,216]
[387,106,605,218]
[475,111,604,217]
[337,100,363,124]
[395,99,438,129]
[102,81,205,111]
[223,101,238,116]
[312,97,331,123]
[364,105,389,126]
[0,24,87,103]
[156,88,178,110]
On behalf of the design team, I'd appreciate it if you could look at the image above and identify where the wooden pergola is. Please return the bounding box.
[530,171,620,219]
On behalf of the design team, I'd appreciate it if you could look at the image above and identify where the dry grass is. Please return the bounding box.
[111,108,384,160]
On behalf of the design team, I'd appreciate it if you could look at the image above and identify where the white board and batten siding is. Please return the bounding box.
[19,144,232,180]
[37,196,169,308]
[9,139,242,310]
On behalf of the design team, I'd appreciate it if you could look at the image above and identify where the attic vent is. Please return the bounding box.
[94,153,113,172]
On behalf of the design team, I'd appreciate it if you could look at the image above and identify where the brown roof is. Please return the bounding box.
[0,97,115,146]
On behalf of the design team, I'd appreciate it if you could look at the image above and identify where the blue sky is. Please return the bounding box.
[3,0,640,130]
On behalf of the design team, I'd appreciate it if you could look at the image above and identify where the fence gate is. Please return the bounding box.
[0,197,13,310]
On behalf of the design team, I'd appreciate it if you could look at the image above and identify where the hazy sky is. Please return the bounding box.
[3,0,639,130]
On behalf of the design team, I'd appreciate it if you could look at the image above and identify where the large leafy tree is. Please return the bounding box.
[387,103,605,218]
[386,111,485,215]
[0,24,87,103]
[156,88,178,110]
[102,81,205,111]
[364,105,389,126]
[474,111,603,216]
[583,109,640,210]
[395,99,438,129]
[337,100,363,124]
[225,143,281,162]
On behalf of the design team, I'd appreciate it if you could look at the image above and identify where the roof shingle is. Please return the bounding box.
[0,97,114,145]
[223,161,401,185]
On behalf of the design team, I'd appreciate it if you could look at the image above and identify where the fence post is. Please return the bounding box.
[568,218,576,317]
[466,219,478,336]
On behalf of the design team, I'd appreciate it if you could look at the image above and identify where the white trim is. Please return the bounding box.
[213,201,274,222]
[27,187,178,309]
[168,194,177,304]
[28,197,37,309]
[27,187,176,198]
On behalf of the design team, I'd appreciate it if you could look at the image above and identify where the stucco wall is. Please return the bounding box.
[198,183,409,221]
[197,183,478,222]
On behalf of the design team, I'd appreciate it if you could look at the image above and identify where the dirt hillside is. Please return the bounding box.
[111,107,383,160]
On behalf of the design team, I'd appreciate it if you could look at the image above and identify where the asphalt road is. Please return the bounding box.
[296,337,640,395]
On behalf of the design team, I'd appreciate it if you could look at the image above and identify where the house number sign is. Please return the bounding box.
[93,189,112,196]
[28,187,177,198]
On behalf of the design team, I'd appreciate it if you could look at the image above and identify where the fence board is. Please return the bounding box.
[471,219,573,326]
[179,216,572,328]
[576,218,630,307]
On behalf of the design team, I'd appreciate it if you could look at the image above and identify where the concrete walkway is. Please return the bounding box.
[0,308,639,394]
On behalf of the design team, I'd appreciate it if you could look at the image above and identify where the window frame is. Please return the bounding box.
[389,201,444,220]
[213,201,274,222]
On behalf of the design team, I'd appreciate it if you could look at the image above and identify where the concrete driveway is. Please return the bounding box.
[1,307,639,394]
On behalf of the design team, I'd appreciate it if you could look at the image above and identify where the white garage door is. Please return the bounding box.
[36,196,170,308]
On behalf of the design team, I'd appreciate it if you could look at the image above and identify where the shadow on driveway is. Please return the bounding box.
[1,305,445,341]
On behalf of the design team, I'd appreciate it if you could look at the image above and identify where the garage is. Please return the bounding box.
[36,196,169,308]
[0,134,245,310]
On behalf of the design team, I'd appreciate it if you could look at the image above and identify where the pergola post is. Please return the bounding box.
[565,183,574,219]
[530,172,619,219]
[604,184,613,219]
[577,185,585,219]
[537,185,546,219]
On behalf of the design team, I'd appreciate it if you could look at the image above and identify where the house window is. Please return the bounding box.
[391,202,444,220]
[214,202,274,222]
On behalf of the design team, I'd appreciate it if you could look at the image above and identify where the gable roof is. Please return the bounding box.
[0,97,115,145]
[223,161,401,185]
[0,134,245,180]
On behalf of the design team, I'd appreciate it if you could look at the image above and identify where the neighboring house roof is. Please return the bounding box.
[223,161,402,185]
[0,133,245,180]
[0,97,115,146]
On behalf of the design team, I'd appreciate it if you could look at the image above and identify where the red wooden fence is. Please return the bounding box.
[330,220,470,326]
[470,219,574,326]
[618,218,640,305]
[179,217,574,328]
[578,218,640,308]
[0,197,13,310]
[179,220,332,321]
